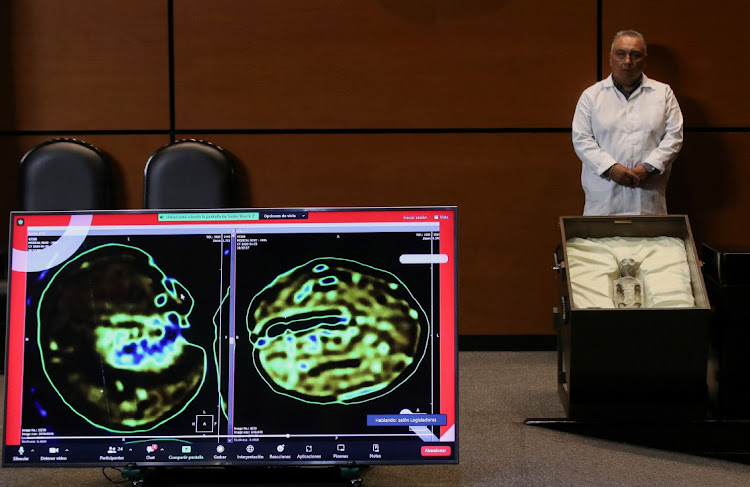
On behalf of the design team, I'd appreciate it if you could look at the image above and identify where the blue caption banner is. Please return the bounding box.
[367,414,447,427]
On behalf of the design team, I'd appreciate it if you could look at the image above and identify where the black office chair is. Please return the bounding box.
[10,138,113,373]
[143,139,237,209]
[19,138,113,211]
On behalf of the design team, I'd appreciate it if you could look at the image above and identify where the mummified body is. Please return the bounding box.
[613,258,644,308]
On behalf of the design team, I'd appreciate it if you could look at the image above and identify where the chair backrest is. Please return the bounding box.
[143,139,236,209]
[19,138,113,211]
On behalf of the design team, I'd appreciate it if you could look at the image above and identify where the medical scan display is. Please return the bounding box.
[246,257,428,405]
[3,208,457,467]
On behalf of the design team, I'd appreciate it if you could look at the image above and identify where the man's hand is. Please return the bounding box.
[631,165,650,183]
[609,164,640,188]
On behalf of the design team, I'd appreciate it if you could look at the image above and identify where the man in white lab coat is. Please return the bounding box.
[572,30,683,216]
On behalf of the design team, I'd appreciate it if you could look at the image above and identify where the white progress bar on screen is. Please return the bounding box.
[399,254,449,264]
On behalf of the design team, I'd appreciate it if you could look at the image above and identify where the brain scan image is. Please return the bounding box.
[36,243,207,432]
[247,257,429,405]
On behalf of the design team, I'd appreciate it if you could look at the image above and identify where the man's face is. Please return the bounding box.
[609,35,647,87]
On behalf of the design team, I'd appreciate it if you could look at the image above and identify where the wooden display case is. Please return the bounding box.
[554,215,711,420]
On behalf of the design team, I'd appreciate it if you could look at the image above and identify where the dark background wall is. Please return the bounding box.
[2,0,749,339]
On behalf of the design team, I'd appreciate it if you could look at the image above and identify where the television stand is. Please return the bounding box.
[120,464,365,486]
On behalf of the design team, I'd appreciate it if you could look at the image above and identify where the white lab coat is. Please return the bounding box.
[572,74,683,216]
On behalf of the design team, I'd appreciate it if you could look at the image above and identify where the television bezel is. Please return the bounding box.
[3,206,459,468]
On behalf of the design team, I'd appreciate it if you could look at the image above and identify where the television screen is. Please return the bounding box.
[3,207,458,468]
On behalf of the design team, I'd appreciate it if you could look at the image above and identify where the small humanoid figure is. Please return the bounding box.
[613,257,644,308]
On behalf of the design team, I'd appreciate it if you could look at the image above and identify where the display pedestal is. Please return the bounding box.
[524,418,750,464]
[554,307,709,420]
[121,465,364,487]
[702,244,750,418]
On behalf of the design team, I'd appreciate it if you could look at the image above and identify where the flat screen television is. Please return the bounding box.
[3,207,458,469]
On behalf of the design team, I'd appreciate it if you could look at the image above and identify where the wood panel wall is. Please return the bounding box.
[2,0,750,338]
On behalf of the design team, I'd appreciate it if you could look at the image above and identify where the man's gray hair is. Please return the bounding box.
[611,30,647,54]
